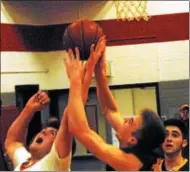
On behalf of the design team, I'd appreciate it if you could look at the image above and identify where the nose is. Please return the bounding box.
[41,129,48,135]
[124,118,130,123]
[166,134,172,142]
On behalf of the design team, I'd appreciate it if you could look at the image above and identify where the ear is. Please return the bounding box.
[182,139,188,148]
[128,136,138,146]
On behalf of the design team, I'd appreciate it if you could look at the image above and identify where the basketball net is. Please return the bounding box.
[114,0,150,21]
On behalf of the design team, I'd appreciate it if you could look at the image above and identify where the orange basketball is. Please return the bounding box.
[62,20,104,60]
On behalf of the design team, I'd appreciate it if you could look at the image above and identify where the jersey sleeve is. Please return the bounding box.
[12,146,31,168]
[40,143,72,171]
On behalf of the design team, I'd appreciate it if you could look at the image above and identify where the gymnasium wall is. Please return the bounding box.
[0,1,189,168]
[1,1,189,93]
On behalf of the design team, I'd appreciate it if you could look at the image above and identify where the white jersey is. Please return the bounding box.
[13,144,71,171]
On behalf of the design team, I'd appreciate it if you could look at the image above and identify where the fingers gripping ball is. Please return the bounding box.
[62,20,104,60]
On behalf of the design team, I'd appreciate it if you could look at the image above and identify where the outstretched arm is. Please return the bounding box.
[95,49,124,133]
[4,91,50,161]
[54,41,105,158]
[66,65,141,171]
[54,107,73,158]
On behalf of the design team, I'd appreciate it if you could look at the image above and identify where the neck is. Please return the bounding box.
[30,153,42,162]
[30,149,45,161]
[30,157,40,164]
[165,151,184,170]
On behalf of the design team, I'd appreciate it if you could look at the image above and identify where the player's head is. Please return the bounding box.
[29,117,60,158]
[162,118,188,157]
[178,104,189,120]
[118,108,165,152]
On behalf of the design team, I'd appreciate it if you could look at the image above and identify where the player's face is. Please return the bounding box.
[179,108,189,120]
[29,127,57,156]
[116,115,142,147]
[162,126,186,156]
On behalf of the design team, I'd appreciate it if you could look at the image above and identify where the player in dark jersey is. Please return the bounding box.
[63,37,165,171]
[153,118,189,171]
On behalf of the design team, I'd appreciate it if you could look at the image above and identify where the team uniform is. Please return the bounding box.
[106,147,159,171]
[152,158,189,171]
[13,144,71,171]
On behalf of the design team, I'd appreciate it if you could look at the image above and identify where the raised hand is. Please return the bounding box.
[63,47,86,83]
[87,35,106,70]
[94,38,107,77]
[25,90,50,113]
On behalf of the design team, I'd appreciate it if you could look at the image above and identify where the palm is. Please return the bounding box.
[63,48,85,82]
[67,61,84,81]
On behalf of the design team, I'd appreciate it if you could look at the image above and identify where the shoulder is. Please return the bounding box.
[179,159,189,171]
[40,144,71,171]
[105,146,143,171]
[12,146,31,169]
[151,158,163,171]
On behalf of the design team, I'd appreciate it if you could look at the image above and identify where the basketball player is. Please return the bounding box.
[63,38,165,170]
[178,104,189,159]
[4,91,73,171]
[152,118,189,171]
[4,64,93,171]
[178,104,189,129]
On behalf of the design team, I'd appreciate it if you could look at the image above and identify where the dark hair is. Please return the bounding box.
[179,104,189,112]
[133,108,165,153]
[164,118,188,139]
[43,117,60,130]
[43,117,77,156]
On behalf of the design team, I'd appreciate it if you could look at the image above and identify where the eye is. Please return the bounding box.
[165,132,169,138]
[50,130,57,136]
[129,118,133,125]
[172,132,180,138]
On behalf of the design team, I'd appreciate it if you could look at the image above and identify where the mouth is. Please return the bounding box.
[165,144,173,148]
[36,137,43,144]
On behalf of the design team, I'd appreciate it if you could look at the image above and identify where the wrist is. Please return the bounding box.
[95,65,106,76]
[70,79,83,99]
[23,106,36,115]
[70,78,83,86]
[95,71,107,80]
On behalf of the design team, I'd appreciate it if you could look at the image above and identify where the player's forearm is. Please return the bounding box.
[5,107,35,145]
[95,73,124,132]
[82,60,96,104]
[57,70,92,157]
[55,110,72,158]
[68,80,91,135]
[96,74,119,112]
[57,73,91,157]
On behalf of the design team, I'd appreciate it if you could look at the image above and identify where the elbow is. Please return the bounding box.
[4,132,23,150]
[4,133,16,150]
[4,131,11,149]
[4,138,11,152]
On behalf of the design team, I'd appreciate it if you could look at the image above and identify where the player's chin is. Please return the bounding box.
[164,149,175,155]
[29,143,38,152]
[29,141,43,150]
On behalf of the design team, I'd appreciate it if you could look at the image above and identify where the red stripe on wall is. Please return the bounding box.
[1,106,19,143]
[97,12,189,46]
[1,13,189,51]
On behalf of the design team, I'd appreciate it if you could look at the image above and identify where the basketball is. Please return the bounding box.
[62,20,104,60]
